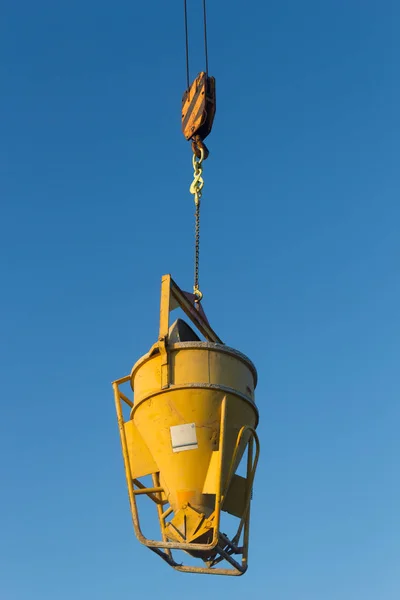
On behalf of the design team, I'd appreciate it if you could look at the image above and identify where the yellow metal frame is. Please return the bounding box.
[158,274,222,342]
[112,275,260,575]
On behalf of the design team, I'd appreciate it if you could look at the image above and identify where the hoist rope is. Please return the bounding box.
[183,0,209,87]
[202,0,209,76]
[183,0,190,89]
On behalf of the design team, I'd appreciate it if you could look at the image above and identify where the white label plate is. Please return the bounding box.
[170,423,198,453]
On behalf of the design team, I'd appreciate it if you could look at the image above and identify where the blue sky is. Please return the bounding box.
[1,1,399,598]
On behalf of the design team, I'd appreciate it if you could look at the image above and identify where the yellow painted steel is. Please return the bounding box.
[113,274,260,575]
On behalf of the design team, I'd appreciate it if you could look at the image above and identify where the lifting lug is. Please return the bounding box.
[191,135,209,160]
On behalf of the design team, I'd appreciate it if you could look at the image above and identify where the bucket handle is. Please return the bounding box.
[158,274,222,345]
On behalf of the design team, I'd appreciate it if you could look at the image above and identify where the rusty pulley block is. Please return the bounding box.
[182,71,216,159]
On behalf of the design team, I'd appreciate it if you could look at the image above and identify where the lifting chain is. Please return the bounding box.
[189,147,205,303]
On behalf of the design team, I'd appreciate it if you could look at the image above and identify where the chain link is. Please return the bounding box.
[189,147,205,302]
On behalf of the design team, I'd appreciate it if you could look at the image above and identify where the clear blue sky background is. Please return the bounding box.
[1,1,399,598]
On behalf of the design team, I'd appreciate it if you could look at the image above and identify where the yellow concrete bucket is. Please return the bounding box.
[112,274,260,575]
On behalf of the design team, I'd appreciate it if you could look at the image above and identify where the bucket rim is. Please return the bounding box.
[130,341,258,388]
